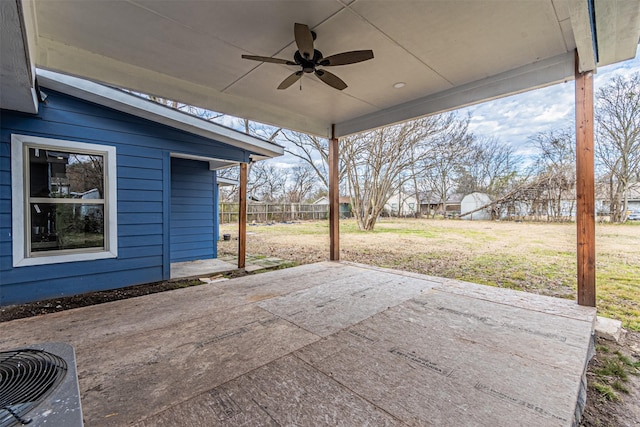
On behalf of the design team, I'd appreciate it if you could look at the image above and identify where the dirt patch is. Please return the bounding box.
[581,331,640,426]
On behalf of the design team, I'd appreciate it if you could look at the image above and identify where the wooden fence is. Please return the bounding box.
[219,203,329,223]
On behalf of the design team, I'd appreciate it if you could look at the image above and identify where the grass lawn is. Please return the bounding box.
[219,218,640,331]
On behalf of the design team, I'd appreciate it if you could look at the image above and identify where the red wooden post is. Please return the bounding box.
[329,126,340,261]
[575,52,596,307]
[238,162,247,269]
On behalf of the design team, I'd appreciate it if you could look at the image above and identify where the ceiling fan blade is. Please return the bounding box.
[242,55,296,65]
[315,70,347,91]
[278,71,303,90]
[294,23,314,59]
[319,50,374,66]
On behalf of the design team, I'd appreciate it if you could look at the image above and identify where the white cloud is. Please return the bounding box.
[461,46,640,157]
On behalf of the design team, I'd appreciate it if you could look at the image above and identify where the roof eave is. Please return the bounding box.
[0,0,38,114]
[36,69,284,159]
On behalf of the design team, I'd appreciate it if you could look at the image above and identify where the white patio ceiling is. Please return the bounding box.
[3,0,640,137]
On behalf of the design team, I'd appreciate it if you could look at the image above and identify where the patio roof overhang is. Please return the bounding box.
[2,0,639,137]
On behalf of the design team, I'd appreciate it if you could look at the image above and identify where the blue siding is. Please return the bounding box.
[170,158,216,262]
[0,89,249,305]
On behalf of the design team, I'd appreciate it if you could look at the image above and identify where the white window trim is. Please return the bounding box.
[11,134,118,267]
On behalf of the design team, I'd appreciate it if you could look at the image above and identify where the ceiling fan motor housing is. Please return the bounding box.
[294,50,324,73]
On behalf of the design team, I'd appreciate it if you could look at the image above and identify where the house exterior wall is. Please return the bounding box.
[385,193,417,216]
[628,201,640,212]
[313,196,351,218]
[0,89,248,305]
[170,158,217,262]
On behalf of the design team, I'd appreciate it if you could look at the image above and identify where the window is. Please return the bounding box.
[12,135,117,267]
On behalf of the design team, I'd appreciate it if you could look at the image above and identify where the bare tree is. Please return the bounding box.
[342,115,464,231]
[216,118,284,202]
[146,95,225,121]
[284,163,317,203]
[419,115,474,217]
[528,129,576,221]
[66,155,104,196]
[595,73,640,222]
[238,119,282,142]
[217,167,239,202]
[282,131,347,190]
[219,162,284,202]
[456,137,521,197]
[249,162,288,202]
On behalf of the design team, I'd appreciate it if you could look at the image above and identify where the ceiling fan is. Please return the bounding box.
[242,23,374,91]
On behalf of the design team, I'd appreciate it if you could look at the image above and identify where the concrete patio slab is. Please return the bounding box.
[135,355,402,426]
[0,262,596,426]
[258,269,434,337]
[296,291,592,426]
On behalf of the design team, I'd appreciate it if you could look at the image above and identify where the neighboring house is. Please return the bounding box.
[0,70,282,305]
[419,192,463,217]
[627,183,640,212]
[385,192,418,216]
[460,192,493,220]
[313,196,352,218]
[593,182,640,217]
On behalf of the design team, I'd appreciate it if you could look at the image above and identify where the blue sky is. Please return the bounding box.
[462,46,640,159]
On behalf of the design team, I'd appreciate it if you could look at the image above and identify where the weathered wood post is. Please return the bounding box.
[238,162,247,269]
[575,51,596,307]
[329,125,340,261]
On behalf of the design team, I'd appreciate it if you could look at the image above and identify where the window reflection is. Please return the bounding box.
[30,203,104,252]
[28,148,106,254]
[29,148,104,198]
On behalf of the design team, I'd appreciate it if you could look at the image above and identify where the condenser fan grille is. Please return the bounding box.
[0,349,68,427]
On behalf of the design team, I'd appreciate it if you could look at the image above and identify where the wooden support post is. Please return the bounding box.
[575,52,596,307]
[329,126,340,261]
[238,162,247,269]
